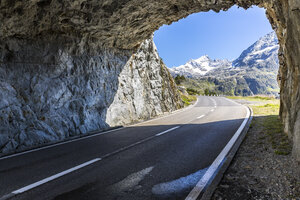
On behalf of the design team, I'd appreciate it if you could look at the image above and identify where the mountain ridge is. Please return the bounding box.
[168,31,280,96]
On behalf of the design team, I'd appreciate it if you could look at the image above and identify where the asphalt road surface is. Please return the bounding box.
[0,96,249,200]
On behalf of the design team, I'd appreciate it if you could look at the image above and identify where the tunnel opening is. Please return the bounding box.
[153,5,280,97]
[0,0,299,163]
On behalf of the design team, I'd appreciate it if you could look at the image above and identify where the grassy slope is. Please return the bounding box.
[179,74,279,96]
[227,95,275,102]
[228,96,292,155]
[180,78,215,95]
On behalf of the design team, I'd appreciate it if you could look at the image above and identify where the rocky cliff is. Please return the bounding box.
[0,36,182,155]
[106,38,182,126]
[0,0,299,161]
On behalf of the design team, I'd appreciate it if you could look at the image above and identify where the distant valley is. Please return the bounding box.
[169,32,279,96]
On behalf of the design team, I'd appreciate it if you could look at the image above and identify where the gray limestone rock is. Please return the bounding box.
[0,0,299,161]
[0,37,182,155]
[106,38,182,126]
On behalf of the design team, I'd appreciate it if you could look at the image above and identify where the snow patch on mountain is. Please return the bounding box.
[233,31,279,69]
[169,31,279,77]
[168,55,232,77]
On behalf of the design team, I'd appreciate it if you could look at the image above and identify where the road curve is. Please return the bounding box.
[0,96,249,200]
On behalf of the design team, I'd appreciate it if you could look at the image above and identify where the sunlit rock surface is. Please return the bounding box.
[0,0,299,161]
[106,38,182,126]
[0,37,182,154]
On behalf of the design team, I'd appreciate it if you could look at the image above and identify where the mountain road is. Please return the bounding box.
[0,96,251,200]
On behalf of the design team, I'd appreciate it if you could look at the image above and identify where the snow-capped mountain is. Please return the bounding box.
[169,31,279,77]
[233,31,279,70]
[168,55,232,77]
[169,31,280,96]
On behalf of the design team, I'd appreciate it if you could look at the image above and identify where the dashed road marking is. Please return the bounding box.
[185,106,250,200]
[0,127,124,161]
[0,126,181,200]
[155,126,180,136]
[9,158,101,196]
[197,115,205,119]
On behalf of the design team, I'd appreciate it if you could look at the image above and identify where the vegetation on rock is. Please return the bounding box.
[181,94,197,106]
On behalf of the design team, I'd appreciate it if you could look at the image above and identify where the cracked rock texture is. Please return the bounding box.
[0,37,182,154]
[107,39,182,126]
[0,0,300,161]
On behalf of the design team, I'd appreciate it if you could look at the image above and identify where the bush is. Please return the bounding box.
[186,88,199,95]
[181,95,197,106]
[175,75,186,85]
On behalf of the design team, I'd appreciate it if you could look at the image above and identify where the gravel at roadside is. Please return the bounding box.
[211,101,300,200]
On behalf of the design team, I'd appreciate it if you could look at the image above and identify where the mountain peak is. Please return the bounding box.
[168,31,279,97]
[194,55,210,62]
[169,55,231,77]
[233,31,279,69]
[168,31,279,77]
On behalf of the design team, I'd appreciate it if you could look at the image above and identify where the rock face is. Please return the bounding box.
[106,38,182,126]
[233,32,279,70]
[267,0,300,162]
[0,36,182,154]
[0,0,299,161]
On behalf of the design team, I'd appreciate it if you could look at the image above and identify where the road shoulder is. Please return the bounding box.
[212,98,300,200]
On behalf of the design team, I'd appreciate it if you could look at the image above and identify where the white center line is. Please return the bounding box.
[155,126,180,136]
[1,126,182,199]
[210,109,214,112]
[197,115,205,119]
[0,97,199,162]
[12,158,101,194]
[209,97,217,107]
[0,127,124,161]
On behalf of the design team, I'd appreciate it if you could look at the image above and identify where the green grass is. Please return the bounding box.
[248,100,292,155]
[227,95,275,101]
[251,103,280,116]
[229,96,292,155]
[180,78,216,95]
[181,95,197,106]
[258,115,292,155]
[226,95,280,113]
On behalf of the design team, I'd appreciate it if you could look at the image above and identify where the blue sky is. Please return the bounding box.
[153,6,273,67]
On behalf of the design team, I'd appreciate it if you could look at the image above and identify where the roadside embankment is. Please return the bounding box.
[212,96,300,200]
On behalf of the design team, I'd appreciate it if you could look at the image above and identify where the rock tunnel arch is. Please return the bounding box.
[0,0,299,161]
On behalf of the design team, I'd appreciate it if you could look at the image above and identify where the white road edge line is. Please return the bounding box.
[0,128,124,161]
[101,126,181,158]
[1,126,182,199]
[12,158,101,194]
[155,126,180,136]
[197,115,205,119]
[0,98,200,161]
[222,97,241,106]
[132,97,199,126]
[185,106,250,200]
